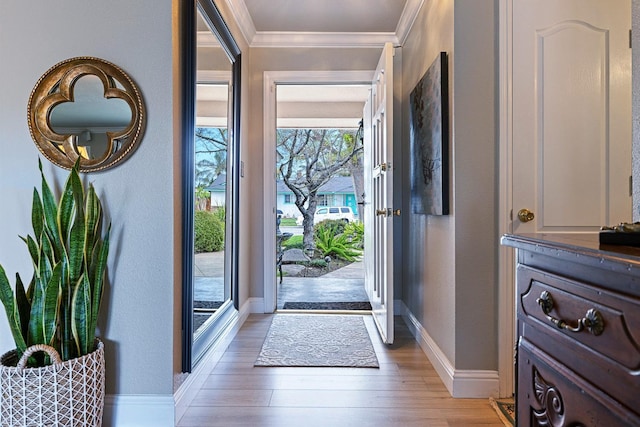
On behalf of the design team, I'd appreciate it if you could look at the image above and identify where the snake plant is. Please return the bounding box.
[0,159,110,366]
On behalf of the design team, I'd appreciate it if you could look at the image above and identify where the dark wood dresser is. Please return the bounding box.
[501,233,640,426]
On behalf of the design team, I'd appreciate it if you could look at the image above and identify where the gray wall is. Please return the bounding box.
[0,1,176,396]
[400,0,498,370]
[401,0,457,364]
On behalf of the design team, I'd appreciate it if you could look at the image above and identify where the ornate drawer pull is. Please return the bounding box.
[536,291,604,336]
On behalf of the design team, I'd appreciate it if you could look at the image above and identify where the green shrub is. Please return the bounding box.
[308,258,328,268]
[343,221,364,248]
[194,210,225,253]
[315,226,361,262]
[212,205,226,222]
[314,219,346,237]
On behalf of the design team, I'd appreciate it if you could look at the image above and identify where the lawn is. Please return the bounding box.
[279,217,298,226]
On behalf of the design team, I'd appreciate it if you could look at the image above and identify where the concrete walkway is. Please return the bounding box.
[193,251,367,309]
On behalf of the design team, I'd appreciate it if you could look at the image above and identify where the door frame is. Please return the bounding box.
[497,0,515,398]
[262,70,374,312]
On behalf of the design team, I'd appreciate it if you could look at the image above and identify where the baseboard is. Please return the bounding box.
[248,297,265,313]
[103,394,175,427]
[174,299,252,423]
[401,305,499,398]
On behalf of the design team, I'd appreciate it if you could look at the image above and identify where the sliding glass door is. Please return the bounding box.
[181,0,241,371]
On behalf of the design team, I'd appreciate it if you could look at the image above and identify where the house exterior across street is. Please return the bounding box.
[205,174,358,219]
[276,175,358,218]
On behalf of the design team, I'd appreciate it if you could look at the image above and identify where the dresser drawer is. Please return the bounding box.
[518,338,640,426]
[517,265,640,370]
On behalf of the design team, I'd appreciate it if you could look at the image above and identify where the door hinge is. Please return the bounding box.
[630,175,633,197]
[630,29,632,49]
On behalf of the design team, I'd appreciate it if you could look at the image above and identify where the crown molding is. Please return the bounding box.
[225,0,256,46]
[251,31,399,48]
[396,0,424,45]
[222,0,422,48]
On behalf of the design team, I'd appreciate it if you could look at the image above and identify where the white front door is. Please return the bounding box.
[364,42,395,344]
[512,0,632,233]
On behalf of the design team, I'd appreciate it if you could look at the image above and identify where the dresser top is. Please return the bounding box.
[501,233,640,267]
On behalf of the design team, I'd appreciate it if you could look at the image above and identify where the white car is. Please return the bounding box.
[296,206,356,225]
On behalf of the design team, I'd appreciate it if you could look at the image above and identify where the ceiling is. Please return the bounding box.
[226,0,422,48]
[198,1,424,128]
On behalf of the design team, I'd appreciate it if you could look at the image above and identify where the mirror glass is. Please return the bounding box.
[49,75,132,161]
[192,8,233,338]
[184,0,241,370]
[28,57,145,172]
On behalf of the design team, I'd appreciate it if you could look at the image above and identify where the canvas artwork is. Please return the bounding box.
[409,51,449,215]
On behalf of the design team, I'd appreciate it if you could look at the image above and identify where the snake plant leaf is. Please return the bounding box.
[58,169,77,245]
[0,265,28,354]
[84,185,101,260]
[38,159,60,259]
[37,238,53,293]
[68,207,86,284]
[31,188,44,240]
[89,225,110,337]
[42,263,62,346]
[22,234,40,270]
[15,273,30,343]
[25,275,35,302]
[72,274,91,356]
[60,161,86,291]
[27,275,45,346]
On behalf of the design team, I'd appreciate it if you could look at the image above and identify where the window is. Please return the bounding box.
[318,194,328,206]
[284,194,292,204]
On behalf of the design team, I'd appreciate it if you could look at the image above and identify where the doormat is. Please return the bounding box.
[254,314,379,368]
[193,301,223,331]
[282,301,372,311]
[194,300,223,310]
[489,397,515,427]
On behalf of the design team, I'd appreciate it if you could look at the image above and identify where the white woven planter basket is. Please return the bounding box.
[0,340,104,427]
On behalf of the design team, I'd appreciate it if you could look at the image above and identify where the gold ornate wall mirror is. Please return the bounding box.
[28,57,145,172]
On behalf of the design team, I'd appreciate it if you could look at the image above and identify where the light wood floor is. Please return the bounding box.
[178,314,505,427]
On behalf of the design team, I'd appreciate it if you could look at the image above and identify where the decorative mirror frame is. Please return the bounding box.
[27,57,146,172]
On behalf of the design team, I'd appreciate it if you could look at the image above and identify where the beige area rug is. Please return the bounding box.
[254,314,379,368]
[490,397,515,427]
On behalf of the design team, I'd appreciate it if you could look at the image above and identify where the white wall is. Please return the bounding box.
[0,0,175,409]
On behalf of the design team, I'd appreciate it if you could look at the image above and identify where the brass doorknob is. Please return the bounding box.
[518,208,535,223]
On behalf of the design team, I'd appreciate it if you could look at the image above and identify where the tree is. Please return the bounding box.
[195,127,227,187]
[277,128,363,251]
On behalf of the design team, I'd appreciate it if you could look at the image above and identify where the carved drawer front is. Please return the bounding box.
[517,265,640,370]
[518,338,640,427]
